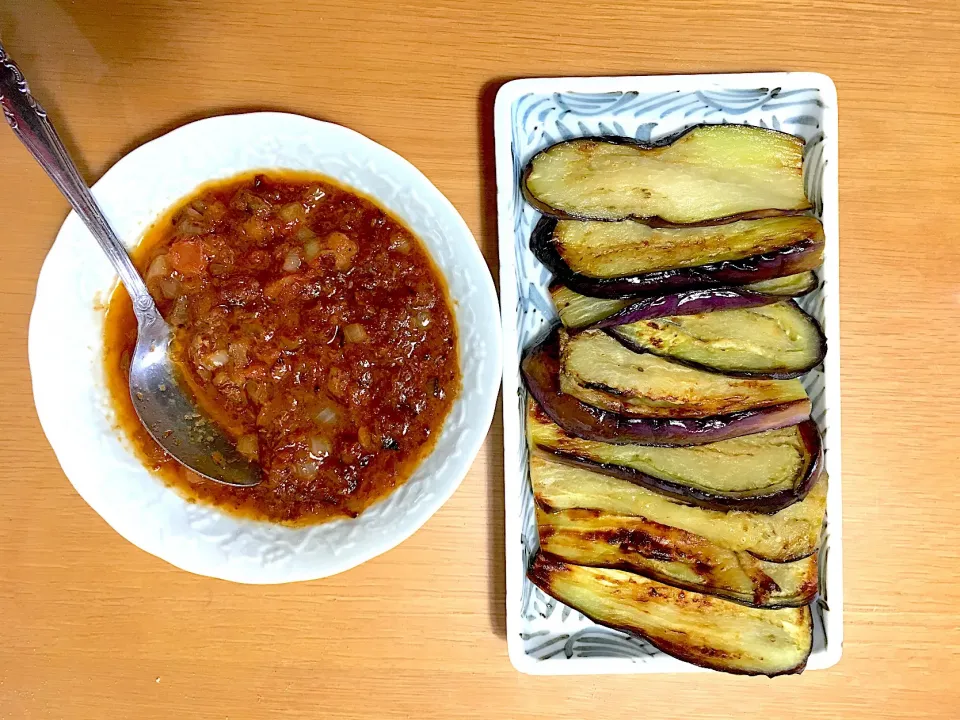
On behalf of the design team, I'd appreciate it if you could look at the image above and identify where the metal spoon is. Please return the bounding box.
[1,44,260,487]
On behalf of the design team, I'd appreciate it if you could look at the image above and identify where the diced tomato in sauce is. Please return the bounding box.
[103,172,460,525]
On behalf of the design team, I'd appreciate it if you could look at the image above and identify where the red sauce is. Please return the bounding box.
[103,172,460,525]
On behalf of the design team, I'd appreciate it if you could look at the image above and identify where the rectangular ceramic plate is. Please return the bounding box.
[495,72,842,675]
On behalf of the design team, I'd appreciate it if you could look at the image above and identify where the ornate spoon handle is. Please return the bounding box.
[0,42,152,304]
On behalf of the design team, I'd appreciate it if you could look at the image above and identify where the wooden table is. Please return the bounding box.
[2,1,959,717]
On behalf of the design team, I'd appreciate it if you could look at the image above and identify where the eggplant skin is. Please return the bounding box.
[527,553,813,676]
[607,300,828,380]
[592,287,777,331]
[521,125,811,225]
[531,216,825,299]
[528,399,823,514]
[521,329,811,446]
[550,275,818,330]
[536,508,819,608]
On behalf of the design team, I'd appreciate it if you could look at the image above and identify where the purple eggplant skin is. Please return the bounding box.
[539,418,823,514]
[530,216,825,300]
[521,330,813,447]
[605,300,828,381]
[520,127,809,227]
[589,287,778,331]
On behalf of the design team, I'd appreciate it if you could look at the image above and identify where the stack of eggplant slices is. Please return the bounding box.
[520,124,828,676]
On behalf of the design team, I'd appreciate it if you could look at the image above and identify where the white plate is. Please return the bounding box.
[29,112,500,583]
[496,73,842,674]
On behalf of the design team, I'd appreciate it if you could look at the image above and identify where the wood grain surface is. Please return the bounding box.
[2,0,959,717]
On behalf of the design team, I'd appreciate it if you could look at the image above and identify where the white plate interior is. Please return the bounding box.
[29,112,500,584]
[496,73,842,674]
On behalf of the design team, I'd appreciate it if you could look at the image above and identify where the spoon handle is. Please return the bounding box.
[0,43,153,305]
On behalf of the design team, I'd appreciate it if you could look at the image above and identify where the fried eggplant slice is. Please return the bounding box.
[549,215,823,278]
[536,508,818,608]
[527,398,822,513]
[560,329,809,418]
[608,300,827,379]
[532,215,824,299]
[522,125,810,224]
[550,276,817,331]
[522,330,811,446]
[527,553,813,675]
[530,453,827,562]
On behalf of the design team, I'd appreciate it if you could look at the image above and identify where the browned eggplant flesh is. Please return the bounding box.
[527,553,813,675]
[550,216,823,278]
[537,508,818,608]
[529,453,827,562]
[532,215,824,299]
[522,125,811,224]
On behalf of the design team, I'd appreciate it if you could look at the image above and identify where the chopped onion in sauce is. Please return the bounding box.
[243,216,267,241]
[389,232,411,254]
[204,350,230,369]
[168,296,189,326]
[295,458,320,479]
[159,278,181,300]
[228,341,249,367]
[278,335,303,351]
[358,426,378,452]
[325,231,359,271]
[245,380,268,405]
[296,226,317,242]
[204,200,227,221]
[177,219,205,235]
[309,435,332,458]
[236,434,258,458]
[303,238,322,261]
[343,323,369,343]
[283,250,302,272]
[279,202,305,223]
[146,254,170,280]
[314,405,339,425]
[247,194,272,214]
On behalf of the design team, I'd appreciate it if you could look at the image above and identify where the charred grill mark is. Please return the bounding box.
[580,527,687,564]
[693,559,713,577]
[580,380,630,396]
[527,552,571,586]
[533,495,558,514]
